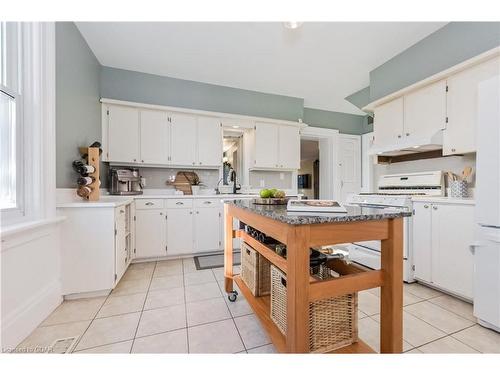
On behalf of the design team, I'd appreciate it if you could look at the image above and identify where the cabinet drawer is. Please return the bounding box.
[135,199,164,210]
[166,199,193,208]
[194,198,221,208]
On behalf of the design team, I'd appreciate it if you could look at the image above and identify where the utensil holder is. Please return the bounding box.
[450,180,468,198]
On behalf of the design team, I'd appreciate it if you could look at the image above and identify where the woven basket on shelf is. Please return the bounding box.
[270,264,358,353]
[241,242,271,296]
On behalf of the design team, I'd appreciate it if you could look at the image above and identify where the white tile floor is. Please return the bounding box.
[16,258,500,354]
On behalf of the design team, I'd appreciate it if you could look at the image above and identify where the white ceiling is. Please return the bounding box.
[76,22,447,115]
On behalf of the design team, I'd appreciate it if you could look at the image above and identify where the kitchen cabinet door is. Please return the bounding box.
[135,209,167,258]
[115,207,128,282]
[338,135,361,203]
[107,105,140,163]
[254,122,279,168]
[404,80,446,140]
[140,109,169,164]
[194,207,221,252]
[445,56,500,155]
[278,125,300,169]
[373,97,404,149]
[167,208,194,255]
[412,202,433,283]
[431,203,474,299]
[197,116,222,167]
[170,112,197,166]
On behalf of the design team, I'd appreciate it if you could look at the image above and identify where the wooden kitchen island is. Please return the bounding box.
[224,200,411,354]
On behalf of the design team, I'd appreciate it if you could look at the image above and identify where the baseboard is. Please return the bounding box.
[1,279,62,350]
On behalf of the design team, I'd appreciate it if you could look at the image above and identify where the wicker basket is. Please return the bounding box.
[270,264,358,353]
[241,242,271,296]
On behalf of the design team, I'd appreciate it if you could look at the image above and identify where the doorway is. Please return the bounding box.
[298,139,319,199]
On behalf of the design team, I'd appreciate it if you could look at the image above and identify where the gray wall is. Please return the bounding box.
[370,22,500,101]
[345,86,371,112]
[302,107,366,135]
[56,22,103,188]
[101,66,304,122]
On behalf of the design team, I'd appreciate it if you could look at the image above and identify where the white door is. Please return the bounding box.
[412,202,432,283]
[197,116,222,167]
[140,109,169,164]
[170,112,197,166]
[431,203,474,299]
[278,125,300,169]
[445,56,500,155]
[167,208,194,255]
[254,122,279,168]
[107,105,140,163]
[135,209,167,258]
[404,80,447,140]
[338,135,361,203]
[361,132,375,193]
[194,207,221,252]
[373,97,404,149]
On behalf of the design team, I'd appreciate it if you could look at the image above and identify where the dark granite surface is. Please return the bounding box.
[227,199,412,225]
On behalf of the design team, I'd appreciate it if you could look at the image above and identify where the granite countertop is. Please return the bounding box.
[227,199,412,225]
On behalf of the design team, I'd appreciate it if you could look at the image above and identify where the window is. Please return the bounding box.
[0,22,24,220]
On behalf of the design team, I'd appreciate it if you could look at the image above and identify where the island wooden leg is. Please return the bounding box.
[286,225,311,353]
[224,204,234,294]
[380,218,404,353]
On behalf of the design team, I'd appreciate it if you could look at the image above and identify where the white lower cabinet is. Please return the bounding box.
[57,202,134,296]
[194,207,222,252]
[167,208,194,256]
[135,208,167,258]
[412,201,475,300]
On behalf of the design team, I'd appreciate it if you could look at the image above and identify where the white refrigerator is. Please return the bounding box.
[473,74,500,332]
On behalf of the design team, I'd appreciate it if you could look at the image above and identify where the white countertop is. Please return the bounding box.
[56,196,135,208]
[411,196,475,205]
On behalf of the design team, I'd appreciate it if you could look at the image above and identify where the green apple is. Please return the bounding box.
[260,189,273,198]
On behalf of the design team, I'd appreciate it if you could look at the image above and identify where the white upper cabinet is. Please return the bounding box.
[278,125,300,169]
[252,122,300,169]
[107,106,140,163]
[140,109,170,164]
[373,97,404,149]
[197,116,222,167]
[445,56,500,155]
[404,80,447,140]
[254,122,279,168]
[170,112,197,166]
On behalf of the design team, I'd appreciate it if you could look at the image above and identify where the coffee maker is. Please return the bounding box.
[109,167,143,195]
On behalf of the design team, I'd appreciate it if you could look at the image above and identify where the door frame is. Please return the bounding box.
[300,126,340,200]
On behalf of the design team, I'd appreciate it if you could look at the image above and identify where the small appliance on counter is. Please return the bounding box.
[109,167,143,195]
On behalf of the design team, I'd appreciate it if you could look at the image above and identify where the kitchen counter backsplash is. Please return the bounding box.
[138,167,221,190]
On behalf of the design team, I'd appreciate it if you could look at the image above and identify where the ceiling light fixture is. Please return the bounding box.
[283,22,303,30]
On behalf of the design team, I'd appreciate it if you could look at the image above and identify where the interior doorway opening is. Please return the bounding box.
[298,139,320,199]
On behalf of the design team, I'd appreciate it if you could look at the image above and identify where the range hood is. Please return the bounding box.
[368,129,443,156]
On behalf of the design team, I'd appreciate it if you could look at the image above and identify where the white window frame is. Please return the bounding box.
[1,22,56,227]
[1,22,24,223]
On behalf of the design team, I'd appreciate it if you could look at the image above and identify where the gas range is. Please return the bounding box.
[343,171,445,283]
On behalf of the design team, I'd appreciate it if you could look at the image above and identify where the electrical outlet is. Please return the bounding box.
[260,179,265,187]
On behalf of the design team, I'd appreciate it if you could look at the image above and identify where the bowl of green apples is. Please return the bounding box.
[253,188,288,205]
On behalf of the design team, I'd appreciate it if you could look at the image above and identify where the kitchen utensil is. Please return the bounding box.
[450,180,468,198]
[462,166,473,182]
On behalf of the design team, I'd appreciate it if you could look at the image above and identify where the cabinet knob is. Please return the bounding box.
[432,206,438,210]
[451,148,456,152]
[424,204,429,208]
[192,162,195,165]
[406,133,410,136]
[199,162,202,165]
[133,158,137,162]
[145,202,154,206]
[398,135,402,139]
[141,160,144,163]
[196,211,199,214]
[176,202,184,205]
[159,212,163,215]
[190,211,193,214]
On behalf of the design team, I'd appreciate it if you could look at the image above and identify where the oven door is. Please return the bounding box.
[351,215,411,262]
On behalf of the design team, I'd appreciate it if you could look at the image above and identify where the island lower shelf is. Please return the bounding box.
[233,275,375,354]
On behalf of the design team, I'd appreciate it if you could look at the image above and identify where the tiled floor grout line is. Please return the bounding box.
[70,291,113,353]
[183,259,190,354]
[129,261,157,353]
